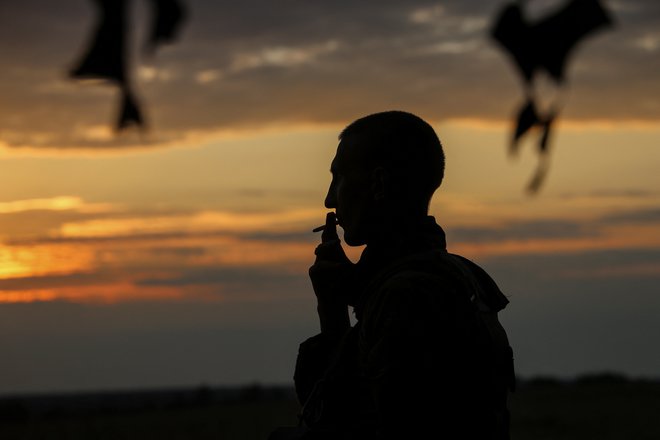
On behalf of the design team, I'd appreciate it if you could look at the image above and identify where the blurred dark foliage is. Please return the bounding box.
[70,0,187,131]
[491,0,613,193]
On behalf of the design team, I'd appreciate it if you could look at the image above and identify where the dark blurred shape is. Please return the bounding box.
[0,398,30,422]
[523,375,564,387]
[575,372,629,385]
[538,112,555,154]
[491,0,613,193]
[117,89,145,130]
[527,155,550,194]
[511,100,556,194]
[70,0,187,132]
[146,0,187,54]
[70,0,137,130]
[511,99,540,154]
[492,4,535,82]
[70,0,127,83]
[492,0,612,83]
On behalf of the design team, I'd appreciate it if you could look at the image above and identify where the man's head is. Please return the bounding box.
[325,111,445,246]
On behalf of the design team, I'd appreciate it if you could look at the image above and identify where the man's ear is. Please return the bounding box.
[371,167,389,201]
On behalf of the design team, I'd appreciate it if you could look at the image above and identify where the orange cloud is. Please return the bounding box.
[0,196,81,213]
[452,224,660,259]
[0,283,188,305]
[57,209,324,239]
[0,196,115,214]
[0,244,95,280]
[0,290,58,303]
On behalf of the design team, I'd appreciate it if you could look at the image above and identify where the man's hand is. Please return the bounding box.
[309,212,353,335]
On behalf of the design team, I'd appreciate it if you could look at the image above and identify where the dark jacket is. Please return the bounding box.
[294,218,514,440]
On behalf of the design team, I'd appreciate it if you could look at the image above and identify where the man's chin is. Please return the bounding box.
[343,230,366,247]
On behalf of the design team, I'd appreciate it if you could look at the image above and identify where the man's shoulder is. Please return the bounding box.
[363,251,470,318]
[365,249,508,314]
[371,249,470,293]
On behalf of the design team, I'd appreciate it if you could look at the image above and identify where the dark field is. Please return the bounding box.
[1,376,659,439]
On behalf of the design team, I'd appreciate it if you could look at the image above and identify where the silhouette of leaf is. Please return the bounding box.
[511,99,539,155]
[145,0,187,54]
[491,3,535,83]
[70,0,127,83]
[492,0,613,84]
[70,0,187,133]
[539,113,556,155]
[534,0,613,82]
[527,157,550,194]
[492,0,614,193]
[117,89,145,131]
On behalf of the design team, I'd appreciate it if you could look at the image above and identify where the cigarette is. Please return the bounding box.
[312,219,339,233]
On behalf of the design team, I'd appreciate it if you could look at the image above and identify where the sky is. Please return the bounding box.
[0,0,659,394]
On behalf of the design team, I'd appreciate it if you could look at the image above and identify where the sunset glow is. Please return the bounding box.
[1,0,659,392]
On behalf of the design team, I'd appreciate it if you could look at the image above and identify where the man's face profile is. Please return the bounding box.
[324,136,373,247]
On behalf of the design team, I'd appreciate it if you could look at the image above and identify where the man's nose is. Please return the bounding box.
[324,186,336,209]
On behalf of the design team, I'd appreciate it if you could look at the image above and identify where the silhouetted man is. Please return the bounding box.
[272,111,514,440]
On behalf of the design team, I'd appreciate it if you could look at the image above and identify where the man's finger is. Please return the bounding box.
[321,212,339,242]
[314,239,341,258]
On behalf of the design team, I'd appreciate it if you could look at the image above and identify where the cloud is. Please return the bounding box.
[0,196,113,214]
[135,266,303,290]
[1,0,659,150]
[418,39,482,55]
[0,271,107,292]
[600,207,660,224]
[229,41,340,73]
[409,5,446,24]
[194,69,223,84]
[0,243,96,281]
[0,196,327,303]
[0,196,123,243]
[480,247,660,284]
[608,0,643,13]
[238,230,317,243]
[558,189,660,200]
[0,235,312,304]
[137,66,177,83]
[0,194,657,306]
[56,208,322,239]
[0,290,58,303]
[145,246,208,257]
[0,190,322,247]
[443,199,660,258]
[0,196,83,213]
[0,218,317,304]
[448,219,598,243]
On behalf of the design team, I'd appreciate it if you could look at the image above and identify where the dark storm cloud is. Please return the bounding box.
[1,242,659,393]
[0,272,108,292]
[4,222,316,247]
[1,0,659,148]
[0,252,307,304]
[237,230,316,243]
[0,298,314,393]
[448,218,598,243]
[145,245,207,257]
[5,231,198,246]
[601,207,660,224]
[2,200,657,248]
[479,244,660,378]
[448,205,660,244]
[558,189,660,199]
[482,246,660,279]
[135,266,306,292]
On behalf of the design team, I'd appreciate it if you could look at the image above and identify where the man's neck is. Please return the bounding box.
[366,213,430,245]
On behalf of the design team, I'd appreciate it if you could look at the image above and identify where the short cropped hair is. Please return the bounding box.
[339,111,445,206]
